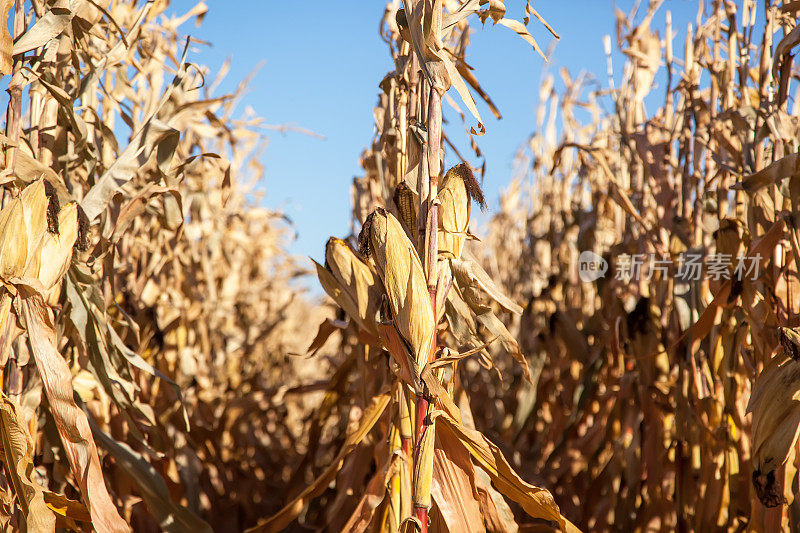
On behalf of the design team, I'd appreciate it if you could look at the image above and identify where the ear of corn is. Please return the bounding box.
[0,2,317,530]
[438,162,484,260]
[314,237,381,337]
[361,208,435,368]
[393,181,418,240]
[26,202,78,291]
[748,337,800,488]
[0,199,28,280]
[296,4,567,533]
[748,352,800,508]
[19,179,49,263]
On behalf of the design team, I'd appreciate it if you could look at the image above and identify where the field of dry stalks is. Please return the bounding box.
[3,0,800,532]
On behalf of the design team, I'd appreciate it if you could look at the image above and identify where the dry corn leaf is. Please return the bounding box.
[88,416,213,533]
[81,118,179,222]
[453,253,522,314]
[475,468,518,533]
[434,412,577,532]
[341,455,400,533]
[734,153,800,194]
[0,0,11,75]
[20,291,130,533]
[12,4,76,55]
[431,425,485,533]
[0,392,56,532]
[42,491,91,526]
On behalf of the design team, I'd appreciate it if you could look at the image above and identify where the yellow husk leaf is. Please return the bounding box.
[438,165,471,260]
[324,237,381,336]
[19,179,49,268]
[412,425,436,511]
[367,208,434,367]
[0,198,28,280]
[28,202,78,290]
[749,354,800,475]
[0,392,57,532]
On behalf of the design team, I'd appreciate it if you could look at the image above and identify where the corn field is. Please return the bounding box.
[2,0,800,531]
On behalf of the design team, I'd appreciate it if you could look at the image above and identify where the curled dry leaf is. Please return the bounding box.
[0,392,56,532]
[434,411,577,532]
[20,292,130,533]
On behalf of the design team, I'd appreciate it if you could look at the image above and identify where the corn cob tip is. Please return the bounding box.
[43,180,60,234]
[358,208,386,257]
[448,162,485,211]
[76,204,90,251]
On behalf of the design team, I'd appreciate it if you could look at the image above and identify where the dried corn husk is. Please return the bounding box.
[19,179,51,265]
[0,392,57,531]
[360,208,434,367]
[437,163,484,260]
[0,198,28,280]
[412,422,436,511]
[315,237,381,337]
[451,252,522,315]
[24,202,78,291]
[748,330,800,507]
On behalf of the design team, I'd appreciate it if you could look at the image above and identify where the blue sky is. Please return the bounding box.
[168,1,699,263]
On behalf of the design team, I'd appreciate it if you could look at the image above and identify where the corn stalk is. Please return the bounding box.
[268,1,575,533]
[0,2,317,531]
[480,2,800,530]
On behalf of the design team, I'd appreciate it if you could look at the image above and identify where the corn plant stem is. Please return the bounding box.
[416,78,429,250]
[5,0,24,174]
[4,0,25,402]
[425,88,442,284]
[412,83,442,533]
[411,394,429,530]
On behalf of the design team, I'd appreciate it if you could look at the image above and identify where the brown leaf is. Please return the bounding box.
[20,292,130,533]
[0,392,56,532]
[435,412,578,533]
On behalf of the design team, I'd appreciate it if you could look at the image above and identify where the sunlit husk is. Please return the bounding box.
[364,208,434,367]
[19,179,49,268]
[437,165,471,260]
[749,353,800,475]
[412,422,435,511]
[0,198,27,280]
[27,202,78,290]
[316,237,381,336]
